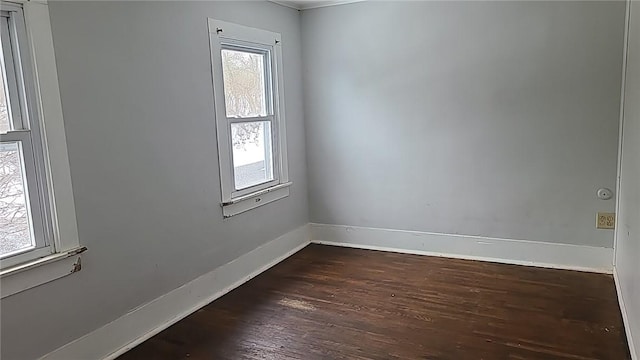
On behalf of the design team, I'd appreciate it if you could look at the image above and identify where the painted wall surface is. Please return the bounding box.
[615,1,640,358]
[302,1,626,247]
[0,2,308,359]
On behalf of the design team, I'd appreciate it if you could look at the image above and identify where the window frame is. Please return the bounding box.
[0,0,83,298]
[222,42,280,197]
[209,19,290,218]
[0,3,54,268]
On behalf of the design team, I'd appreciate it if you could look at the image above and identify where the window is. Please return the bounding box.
[0,1,82,297]
[1,3,52,268]
[209,19,290,217]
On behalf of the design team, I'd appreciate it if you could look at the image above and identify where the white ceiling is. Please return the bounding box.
[269,0,364,10]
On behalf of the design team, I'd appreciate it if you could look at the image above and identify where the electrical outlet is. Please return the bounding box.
[596,212,615,229]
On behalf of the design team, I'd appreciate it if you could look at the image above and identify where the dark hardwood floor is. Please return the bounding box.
[118,244,630,360]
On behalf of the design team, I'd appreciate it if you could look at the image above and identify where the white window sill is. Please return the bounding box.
[0,247,87,298]
[222,182,292,218]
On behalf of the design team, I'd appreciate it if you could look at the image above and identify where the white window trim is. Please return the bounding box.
[0,0,83,298]
[208,19,291,218]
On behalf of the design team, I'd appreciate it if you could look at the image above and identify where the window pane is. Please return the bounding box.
[0,142,35,257]
[221,49,268,118]
[232,121,274,190]
[0,68,10,134]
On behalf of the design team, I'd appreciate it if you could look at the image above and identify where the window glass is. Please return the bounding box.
[221,49,268,118]
[0,142,35,257]
[0,63,10,134]
[231,121,274,190]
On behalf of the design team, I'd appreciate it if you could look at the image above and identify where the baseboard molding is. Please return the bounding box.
[311,223,613,273]
[41,224,311,360]
[614,268,639,360]
[40,223,615,359]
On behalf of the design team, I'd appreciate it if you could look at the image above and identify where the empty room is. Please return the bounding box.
[0,0,638,359]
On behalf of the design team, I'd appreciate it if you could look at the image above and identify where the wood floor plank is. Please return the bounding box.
[118,244,630,359]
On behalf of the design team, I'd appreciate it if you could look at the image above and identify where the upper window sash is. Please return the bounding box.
[1,8,28,132]
[1,4,51,179]
[220,42,275,119]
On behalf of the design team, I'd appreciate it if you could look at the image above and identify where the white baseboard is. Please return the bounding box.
[311,223,613,273]
[614,268,639,360]
[41,224,311,360]
[40,222,615,360]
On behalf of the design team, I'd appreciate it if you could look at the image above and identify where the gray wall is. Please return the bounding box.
[0,2,308,359]
[615,1,640,358]
[302,1,626,247]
